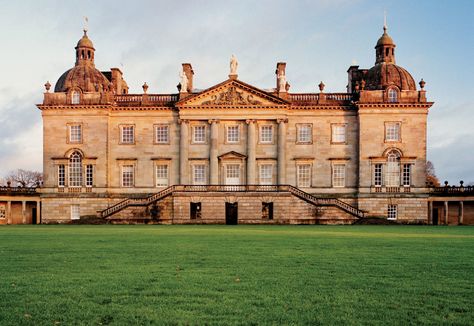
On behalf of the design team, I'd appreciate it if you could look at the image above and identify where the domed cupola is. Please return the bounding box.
[365,25,416,91]
[54,30,111,93]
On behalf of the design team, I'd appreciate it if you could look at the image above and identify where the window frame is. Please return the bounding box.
[68,151,83,187]
[71,91,80,105]
[155,164,169,187]
[192,164,206,185]
[58,164,66,187]
[68,124,83,144]
[226,124,240,144]
[259,124,274,144]
[385,122,401,142]
[121,165,135,187]
[192,125,207,144]
[331,124,347,144]
[296,123,313,144]
[70,204,80,220]
[402,164,411,187]
[374,163,383,187]
[387,204,398,220]
[85,164,94,188]
[154,124,170,144]
[120,125,135,144]
[297,164,312,188]
[259,164,273,185]
[387,88,398,103]
[332,163,346,188]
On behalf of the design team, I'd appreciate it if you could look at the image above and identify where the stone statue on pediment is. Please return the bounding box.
[230,54,238,76]
[278,71,287,93]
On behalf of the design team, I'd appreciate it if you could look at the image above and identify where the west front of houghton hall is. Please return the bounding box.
[36,25,434,224]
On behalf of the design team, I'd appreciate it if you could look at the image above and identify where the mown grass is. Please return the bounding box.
[0,225,473,325]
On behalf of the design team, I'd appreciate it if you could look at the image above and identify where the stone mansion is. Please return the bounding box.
[36,25,434,224]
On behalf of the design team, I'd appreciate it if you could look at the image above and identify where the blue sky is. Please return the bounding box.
[0,0,473,184]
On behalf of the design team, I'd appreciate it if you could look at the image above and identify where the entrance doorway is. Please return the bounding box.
[225,202,238,225]
[32,207,37,225]
[433,208,439,225]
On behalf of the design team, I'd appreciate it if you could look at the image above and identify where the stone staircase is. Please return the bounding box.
[99,185,365,219]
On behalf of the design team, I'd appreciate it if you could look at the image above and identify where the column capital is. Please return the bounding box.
[245,119,256,124]
[277,118,288,124]
[178,119,189,125]
[208,119,220,125]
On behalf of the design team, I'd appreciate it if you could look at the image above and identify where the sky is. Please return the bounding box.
[0,0,473,184]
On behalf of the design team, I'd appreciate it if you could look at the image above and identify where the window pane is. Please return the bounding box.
[297,164,311,187]
[71,204,80,220]
[193,165,206,185]
[193,125,206,143]
[69,125,82,143]
[85,165,93,187]
[260,125,273,143]
[386,123,400,141]
[386,152,400,186]
[121,126,134,144]
[298,124,312,143]
[388,89,398,103]
[72,92,80,104]
[402,164,411,186]
[333,164,345,187]
[227,125,239,143]
[374,164,382,186]
[58,164,65,187]
[122,165,134,187]
[155,125,169,143]
[332,125,346,143]
[259,164,273,185]
[156,165,169,186]
[69,152,82,187]
[387,205,397,219]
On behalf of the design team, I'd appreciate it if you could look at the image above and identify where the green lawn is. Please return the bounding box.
[0,226,473,325]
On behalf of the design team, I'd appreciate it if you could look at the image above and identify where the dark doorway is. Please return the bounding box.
[32,207,37,225]
[262,202,273,220]
[225,202,238,225]
[190,202,201,220]
[433,208,439,225]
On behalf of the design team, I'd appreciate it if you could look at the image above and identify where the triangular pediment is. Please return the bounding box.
[218,151,247,160]
[177,79,289,107]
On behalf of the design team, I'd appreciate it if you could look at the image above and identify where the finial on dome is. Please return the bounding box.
[383,10,387,33]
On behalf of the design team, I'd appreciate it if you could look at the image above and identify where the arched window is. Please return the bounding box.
[388,88,398,103]
[72,91,80,104]
[385,150,400,186]
[69,151,83,187]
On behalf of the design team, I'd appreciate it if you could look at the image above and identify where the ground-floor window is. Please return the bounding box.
[262,202,273,220]
[71,204,80,220]
[0,204,5,219]
[387,205,397,220]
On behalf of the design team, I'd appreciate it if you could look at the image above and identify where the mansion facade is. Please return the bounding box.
[37,25,433,224]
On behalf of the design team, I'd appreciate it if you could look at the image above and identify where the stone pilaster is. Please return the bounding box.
[179,119,189,184]
[209,119,219,185]
[246,120,256,184]
[22,201,26,224]
[277,118,288,184]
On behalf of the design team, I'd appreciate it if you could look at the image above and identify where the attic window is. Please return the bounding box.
[388,89,398,103]
[71,91,80,104]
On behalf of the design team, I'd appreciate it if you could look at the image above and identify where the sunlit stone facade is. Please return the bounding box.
[37,26,433,224]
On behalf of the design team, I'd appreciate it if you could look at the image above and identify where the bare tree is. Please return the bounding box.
[5,169,43,187]
[426,161,440,187]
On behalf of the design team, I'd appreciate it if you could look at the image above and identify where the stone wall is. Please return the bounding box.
[358,196,428,222]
